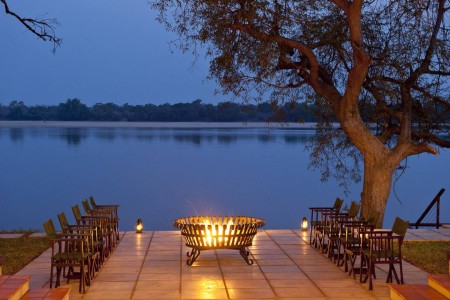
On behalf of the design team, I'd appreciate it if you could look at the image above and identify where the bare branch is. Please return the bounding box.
[226,21,342,105]
[1,0,62,52]
[426,70,450,76]
[412,84,450,109]
[409,0,446,81]
[330,0,350,14]
[411,132,449,150]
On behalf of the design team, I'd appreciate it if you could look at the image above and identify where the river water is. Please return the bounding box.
[0,122,448,231]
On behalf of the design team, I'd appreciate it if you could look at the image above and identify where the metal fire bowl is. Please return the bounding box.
[173,216,265,265]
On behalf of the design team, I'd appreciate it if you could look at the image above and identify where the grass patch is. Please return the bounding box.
[0,232,49,275]
[402,240,450,274]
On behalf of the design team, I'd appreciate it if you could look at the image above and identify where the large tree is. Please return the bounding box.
[152,0,450,226]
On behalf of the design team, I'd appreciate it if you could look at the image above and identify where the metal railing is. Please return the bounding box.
[410,188,446,229]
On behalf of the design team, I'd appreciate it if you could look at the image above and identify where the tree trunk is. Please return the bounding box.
[360,156,396,228]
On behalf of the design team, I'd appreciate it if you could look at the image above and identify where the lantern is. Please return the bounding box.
[136,218,143,233]
[301,217,308,231]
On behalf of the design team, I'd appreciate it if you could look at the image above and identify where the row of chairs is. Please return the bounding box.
[43,196,120,293]
[308,197,409,291]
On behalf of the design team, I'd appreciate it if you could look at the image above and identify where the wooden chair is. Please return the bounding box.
[54,232,91,293]
[309,197,343,247]
[83,199,117,245]
[339,220,374,274]
[314,201,359,255]
[43,219,60,289]
[72,204,114,256]
[360,217,409,290]
[89,196,120,245]
[325,213,350,262]
[58,212,102,274]
[44,218,91,293]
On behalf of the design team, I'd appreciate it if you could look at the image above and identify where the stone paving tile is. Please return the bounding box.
[135,280,180,290]
[227,287,276,299]
[222,272,265,280]
[274,287,325,298]
[181,287,228,299]
[272,281,317,289]
[88,281,136,292]
[132,289,180,300]
[182,279,225,290]
[81,289,133,300]
[224,279,270,289]
[137,273,179,281]
[11,228,442,299]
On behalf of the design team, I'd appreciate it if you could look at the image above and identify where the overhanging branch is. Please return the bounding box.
[1,0,62,52]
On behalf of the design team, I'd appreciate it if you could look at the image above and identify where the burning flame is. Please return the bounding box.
[201,218,235,247]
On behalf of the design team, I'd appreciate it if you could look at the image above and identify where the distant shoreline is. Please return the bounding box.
[0,121,324,129]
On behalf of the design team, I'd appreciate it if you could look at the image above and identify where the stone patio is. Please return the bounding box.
[13,228,450,299]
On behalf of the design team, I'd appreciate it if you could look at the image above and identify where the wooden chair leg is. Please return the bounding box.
[399,260,404,284]
[368,261,374,291]
[50,263,54,288]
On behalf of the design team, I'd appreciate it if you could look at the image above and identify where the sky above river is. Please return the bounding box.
[0,0,221,106]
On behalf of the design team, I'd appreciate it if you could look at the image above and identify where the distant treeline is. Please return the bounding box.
[0,99,317,122]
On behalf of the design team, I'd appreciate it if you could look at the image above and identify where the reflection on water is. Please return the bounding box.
[0,127,316,146]
[0,124,447,231]
[9,128,24,143]
[60,128,88,145]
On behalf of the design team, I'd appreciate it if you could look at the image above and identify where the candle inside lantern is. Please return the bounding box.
[136,218,143,233]
[301,217,308,231]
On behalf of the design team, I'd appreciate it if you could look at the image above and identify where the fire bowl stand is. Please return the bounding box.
[173,216,266,266]
[186,246,253,266]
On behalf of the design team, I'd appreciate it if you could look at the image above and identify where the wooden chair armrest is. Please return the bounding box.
[309,206,333,210]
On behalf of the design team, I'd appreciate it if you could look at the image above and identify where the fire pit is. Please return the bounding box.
[173,216,265,265]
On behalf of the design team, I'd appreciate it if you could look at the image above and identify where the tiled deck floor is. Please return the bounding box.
[15,228,450,300]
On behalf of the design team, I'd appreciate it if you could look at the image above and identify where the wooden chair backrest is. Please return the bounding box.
[392,217,409,238]
[43,219,57,240]
[366,210,380,226]
[82,199,91,215]
[89,196,97,208]
[347,201,361,219]
[57,212,70,232]
[333,197,344,212]
[72,205,83,225]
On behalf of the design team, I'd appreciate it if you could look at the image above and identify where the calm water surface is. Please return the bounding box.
[0,124,448,231]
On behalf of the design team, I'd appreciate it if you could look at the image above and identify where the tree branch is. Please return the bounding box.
[411,131,450,149]
[1,0,62,52]
[412,84,450,109]
[226,21,342,105]
[330,0,350,14]
[409,0,446,82]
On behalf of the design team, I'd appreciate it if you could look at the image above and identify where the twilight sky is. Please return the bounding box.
[0,0,222,106]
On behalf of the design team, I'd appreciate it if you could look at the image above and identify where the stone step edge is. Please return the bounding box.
[389,284,448,300]
[0,275,30,300]
[21,287,71,300]
[428,274,450,299]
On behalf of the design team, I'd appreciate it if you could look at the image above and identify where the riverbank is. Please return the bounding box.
[0,120,325,129]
